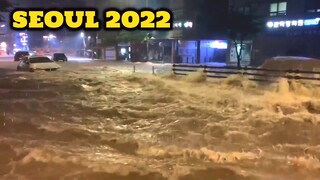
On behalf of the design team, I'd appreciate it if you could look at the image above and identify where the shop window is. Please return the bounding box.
[270,2,287,16]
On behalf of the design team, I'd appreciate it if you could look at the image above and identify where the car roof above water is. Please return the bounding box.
[15,51,29,54]
[28,55,50,59]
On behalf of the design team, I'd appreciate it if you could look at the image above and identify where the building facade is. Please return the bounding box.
[230,0,320,66]
[168,0,230,65]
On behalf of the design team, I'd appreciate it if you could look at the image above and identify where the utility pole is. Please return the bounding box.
[145,0,150,61]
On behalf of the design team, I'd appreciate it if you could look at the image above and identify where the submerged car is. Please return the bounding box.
[254,56,320,81]
[52,53,68,62]
[260,56,320,71]
[17,56,61,72]
[14,51,29,61]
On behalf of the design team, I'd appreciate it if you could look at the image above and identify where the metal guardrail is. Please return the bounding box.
[172,64,320,82]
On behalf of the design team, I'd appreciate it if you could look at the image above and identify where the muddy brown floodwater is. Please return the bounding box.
[1,67,320,180]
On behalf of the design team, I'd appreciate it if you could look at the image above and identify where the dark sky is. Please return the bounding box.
[10,0,88,8]
[10,0,170,8]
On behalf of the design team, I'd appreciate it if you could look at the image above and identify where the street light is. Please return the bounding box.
[43,34,56,41]
[80,32,86,57]
[0,25,5,27]
[49,34,55,39]
[145,33,154,61]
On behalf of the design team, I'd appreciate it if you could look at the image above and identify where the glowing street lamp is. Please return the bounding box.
[49,34,55,39]
[80,32,86,56]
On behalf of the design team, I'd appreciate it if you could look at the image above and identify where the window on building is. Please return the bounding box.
[270,2,287,16]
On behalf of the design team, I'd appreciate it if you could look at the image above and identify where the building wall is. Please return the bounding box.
[89,0,169,9]
[253,29,320,66]
[168,0,230,64]
[230,0,320,66]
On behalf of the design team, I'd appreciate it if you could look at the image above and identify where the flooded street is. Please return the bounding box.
[1,66,320,180]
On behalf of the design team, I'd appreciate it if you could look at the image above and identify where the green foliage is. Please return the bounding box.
[99,30,150,46]
[100,31,119,47]
[116,30,148,43]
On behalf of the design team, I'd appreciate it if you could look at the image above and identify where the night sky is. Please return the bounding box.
[9,0,168,8]
[10,0,88,8]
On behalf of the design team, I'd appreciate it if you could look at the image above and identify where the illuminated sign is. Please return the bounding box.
[174,21,193,28]
[0,42,6,48]
[304,18,320,25]
[209,41,228,49]
[15,32,29,50]
[267,18,320,28]
[19,33,28,43]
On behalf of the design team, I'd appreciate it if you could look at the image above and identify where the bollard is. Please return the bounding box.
[152,66,155,74]
[133,65,135,73]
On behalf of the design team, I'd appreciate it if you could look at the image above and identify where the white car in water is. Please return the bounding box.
[17,56,61,72]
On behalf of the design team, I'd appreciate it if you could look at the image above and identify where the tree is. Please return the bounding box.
[226,9,265,68]
[116,30,148,43]
[0,0,13,22]
[116,30,153,61]
[188,0,264,67]
[99,31,118,47]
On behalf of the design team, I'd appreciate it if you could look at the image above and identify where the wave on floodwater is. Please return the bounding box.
[1,69,320,179]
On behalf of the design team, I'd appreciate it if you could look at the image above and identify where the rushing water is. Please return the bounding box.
[1,68,320,180]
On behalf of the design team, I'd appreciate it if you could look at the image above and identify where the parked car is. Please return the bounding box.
[52,53,68,62]
[17,56,61,72]
[14,51,29,61]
